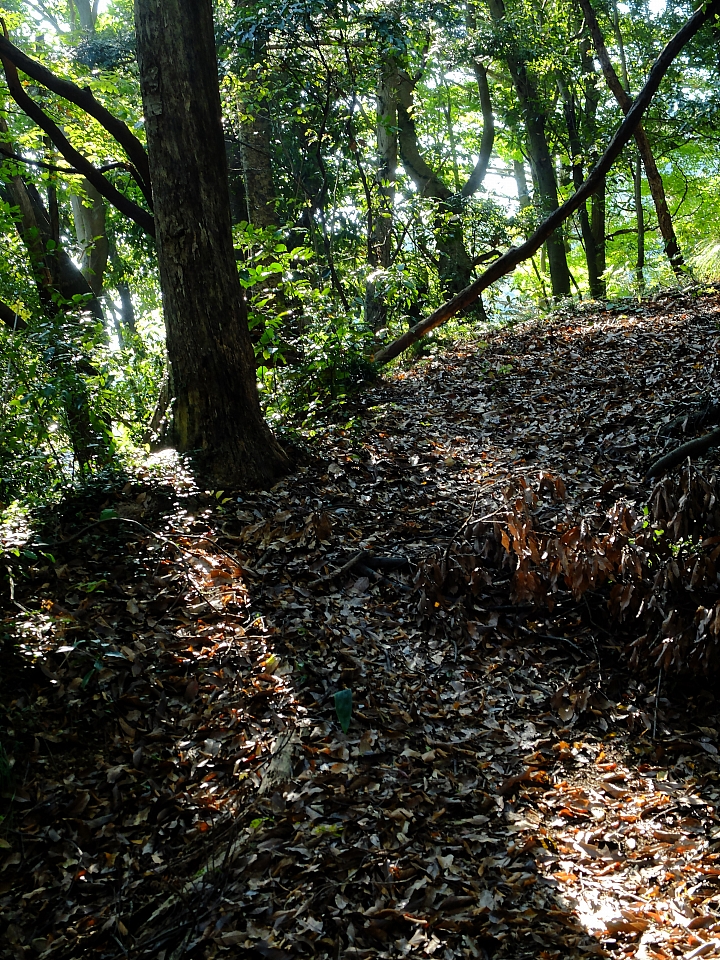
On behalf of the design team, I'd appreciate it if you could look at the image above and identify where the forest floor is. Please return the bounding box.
[2,285,720,960]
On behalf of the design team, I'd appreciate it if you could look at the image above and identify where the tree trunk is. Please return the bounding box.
[513,159,531,209]
[133,0,288,487]
[393,58,490,319]
[69,0,98,33]
[238,105,278,231]
[634,155,645,293]
[0,123,107,464]
[557,73,603,298]
[486,0,571,299]
[108,243,137,336]
[591,173,606,297]
[366,47,398,330]
[71,179,108,296]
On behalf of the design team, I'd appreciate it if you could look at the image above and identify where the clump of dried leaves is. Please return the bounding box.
[449,463,720,676]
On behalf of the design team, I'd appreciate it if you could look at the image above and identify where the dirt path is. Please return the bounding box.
[2,288,720,959]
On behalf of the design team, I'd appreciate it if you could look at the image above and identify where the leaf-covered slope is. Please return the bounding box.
[2,286,720,959]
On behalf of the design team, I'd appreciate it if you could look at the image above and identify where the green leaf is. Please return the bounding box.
[334,688,352,733]
[99,509,117,521]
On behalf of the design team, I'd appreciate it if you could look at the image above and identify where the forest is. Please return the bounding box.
[2,0,720,957]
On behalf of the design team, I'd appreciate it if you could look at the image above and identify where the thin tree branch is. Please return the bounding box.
[0,147,137,177]
[23,1,65,33]
[373,0,718,365]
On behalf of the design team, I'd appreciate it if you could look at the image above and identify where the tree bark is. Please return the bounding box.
[576,0,686,275]
[133,0,288,487]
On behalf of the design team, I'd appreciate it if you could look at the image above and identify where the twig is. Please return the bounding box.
[652,667,663,740]
[516,623,584,654]
[309,550,369,588]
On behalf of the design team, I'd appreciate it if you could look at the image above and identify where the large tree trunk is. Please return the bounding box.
[133,0,288,487]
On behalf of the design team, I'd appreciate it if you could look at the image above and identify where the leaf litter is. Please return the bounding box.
[2,286,720,959]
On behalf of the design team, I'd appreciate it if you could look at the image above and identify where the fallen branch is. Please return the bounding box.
[308,551,411,589]
[373,0,719,365]
[645,427,720,480]
[308,550,370,588]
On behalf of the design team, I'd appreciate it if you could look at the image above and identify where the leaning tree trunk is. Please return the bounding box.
[133,0,288,487]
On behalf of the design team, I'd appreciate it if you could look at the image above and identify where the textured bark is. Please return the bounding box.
[239,106,278,229]
[486,0,571,299]
[133,0,288,487]
[232,2,278,229]
[577,0,685,275]
[225,135,247,226]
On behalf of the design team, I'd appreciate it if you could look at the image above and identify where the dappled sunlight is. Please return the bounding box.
[4,290,720,958]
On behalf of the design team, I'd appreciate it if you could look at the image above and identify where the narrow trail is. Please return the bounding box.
[2,287,720,960]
